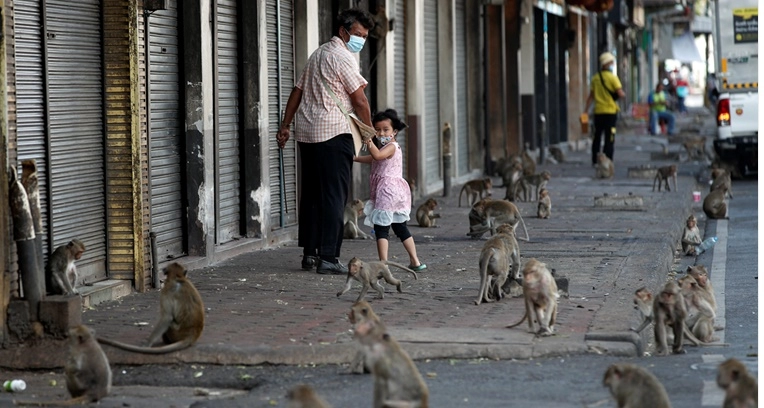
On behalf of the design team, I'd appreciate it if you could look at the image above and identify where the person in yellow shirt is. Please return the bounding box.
[584,52,626,165]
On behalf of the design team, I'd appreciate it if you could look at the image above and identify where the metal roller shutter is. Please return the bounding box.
[148,0,185,260]
[14,0,49,255]
[266,0,297,229]
[455,0,469,176]
[423,0,440,186]
[393,0,407,177]
[46,0,106,281]
[215,0,241,243]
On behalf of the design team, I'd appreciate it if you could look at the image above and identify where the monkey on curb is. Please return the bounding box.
[467,198,529,241]
[595,152,614,179]
[474,224,520,305]
[416,198,441,228]
[506,258,559,336]
[15,325,112,406]
[686,265,716,311]
[46,239,86,295]
[458,178,492,207]
[350,301,430,408]
[343,199,372,240]
[537,188,551,219]
[603,363,671,408]
[652,164,677,192]
[286,384,332,408]
[681,215,702,256]
[337,257,419,302]
[703,187,728,219]
[710,167,733,199]
[717,358,758,408]
[97,262,204,354]
[679,274,717,343]
[519,170,551,202]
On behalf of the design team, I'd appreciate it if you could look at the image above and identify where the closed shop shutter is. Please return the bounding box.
[14,0,49,255]
[215,0,241,243]
[46,0,106,281]
[393,0,407,177]
[423,0,440,186]
[148,0,185,259]
[455,0,469,176]
[266,0,297,229]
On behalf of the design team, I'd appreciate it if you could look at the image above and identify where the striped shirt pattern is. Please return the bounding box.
[294,36,368,143]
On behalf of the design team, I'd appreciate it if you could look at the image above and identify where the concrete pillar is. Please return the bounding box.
[519,0,535,150]
[405,1,424,189]
[484,4,506,164]
[465,2,484,172]
[0,3,10,344]
[567,11,589,149]
[505,0,521,155]
[438,0,455,184]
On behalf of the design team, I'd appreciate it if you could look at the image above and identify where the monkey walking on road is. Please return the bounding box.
[337,258,418,302]
[458,178,492,207]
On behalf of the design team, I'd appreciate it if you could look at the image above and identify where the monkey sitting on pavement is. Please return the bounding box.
[46,238,86,295]
[416,198,441,228]
[343,199,372,240]
[350,301,430,408]
[679,274,717,343]
[595,152,614,179]
[681,215,702,256]
[98,262,204,354]
[458,178,492,207]
[337,257,419,302]
[603,363,671,408]
[15,325,112,406]
[703,187,728,219]
[652,164,677,192]
[286,384,332,408]
[506,258,559,336]
[717,358,758,408]
[537,188,551,219]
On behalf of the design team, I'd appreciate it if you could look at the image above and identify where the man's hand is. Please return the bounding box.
[277,127,290,149]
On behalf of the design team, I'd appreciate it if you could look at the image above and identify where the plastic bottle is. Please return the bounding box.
[3,379,26,392]
[697,236,718,254]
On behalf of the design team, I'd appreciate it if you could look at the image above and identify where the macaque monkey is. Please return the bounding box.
[286,384,332,408]
[520,170,551,202]
[458,178,492,207]
[501,161,524,201]
[653,280,688,355]
[15,325,112,406]
[537,188,551,219]
[467,198,529,241]
[679,275,717,343]
[348,300,385,374]
[350,301,430,408]
[652,164,677,192]
[548,146,565,163]
[681,215,702,256]
[710,168,733,199]
[343,199,372,240]
[46,239,86,295]
[717,358,758,408]
[474,224,520,305]
[603,363,671,408]
[703,188,728,219]
[683,137,708,161]
[98,262,204,354]
[521,145,536,176]
[368,4,389,40]
[416,198,441,228]
[337,258,419,302]
[506,258,559,336]
[686,265,716,311]
[595,152,614,179]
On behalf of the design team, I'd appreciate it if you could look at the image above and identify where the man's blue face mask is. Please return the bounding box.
[346,34,365,53]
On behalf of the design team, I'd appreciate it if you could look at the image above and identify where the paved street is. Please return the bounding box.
[0,109,757,407]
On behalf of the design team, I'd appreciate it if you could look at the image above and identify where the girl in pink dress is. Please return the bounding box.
[353,109,426,271]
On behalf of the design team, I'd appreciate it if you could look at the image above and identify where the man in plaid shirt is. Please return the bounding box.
[277,9,374,274]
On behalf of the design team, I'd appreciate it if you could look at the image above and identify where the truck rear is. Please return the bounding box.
[713,0,758,176]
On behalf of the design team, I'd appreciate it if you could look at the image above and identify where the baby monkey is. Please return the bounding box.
[337,257,419,302]
[681,214,702,256]
[595,152,614,179]
[46,238,86,295]
[537,188,551,219]
[416,198,441,227]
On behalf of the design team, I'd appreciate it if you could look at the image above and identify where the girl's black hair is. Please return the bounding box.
[371,109,408,149]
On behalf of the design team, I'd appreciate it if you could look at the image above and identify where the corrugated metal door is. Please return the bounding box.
[148,0,185,260]
[14,0,49,255]
[46,0,106,280]
[215,0,241,243]
[393,0,407,177]
[266,0,298,229]
[454,0,469,176]
[423,0,440,186]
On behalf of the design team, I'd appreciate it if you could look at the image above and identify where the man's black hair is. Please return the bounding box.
[337,8,374,32]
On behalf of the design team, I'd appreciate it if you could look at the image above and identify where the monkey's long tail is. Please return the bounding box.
[385,261,419,280]
[506,311,528,329]
[97,337,194,354]
[516,213,530,242]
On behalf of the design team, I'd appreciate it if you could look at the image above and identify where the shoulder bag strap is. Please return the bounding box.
[598,71,616,102]
[318,49,352,119]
